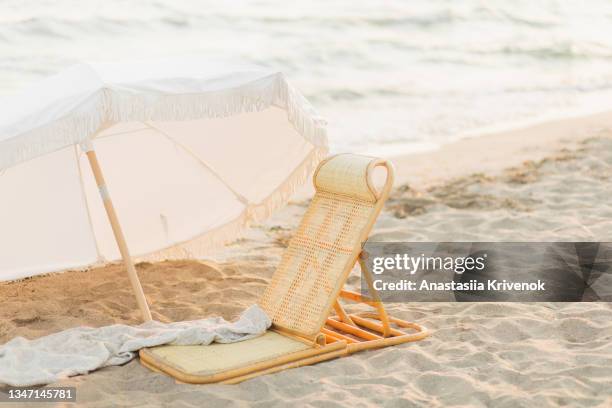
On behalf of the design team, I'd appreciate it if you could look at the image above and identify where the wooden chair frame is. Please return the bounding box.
[309,155,428,353]
[323,253,429,354]
[139,154,429,384]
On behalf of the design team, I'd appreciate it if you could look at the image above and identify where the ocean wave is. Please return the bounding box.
[0,13,462,37]
[485,7,561,28]
[470,42,612,60]
[4,0,612,153]
[0,16,146,39]
[307,87,416,103]
[4,17,71,39]
[258,11,463,28]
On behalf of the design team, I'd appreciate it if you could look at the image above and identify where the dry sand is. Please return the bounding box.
[1,118,612,407]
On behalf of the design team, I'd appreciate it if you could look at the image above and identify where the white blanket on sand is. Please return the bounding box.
[0,305,271,387]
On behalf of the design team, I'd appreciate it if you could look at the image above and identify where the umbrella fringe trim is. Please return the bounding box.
[0,73,327,170]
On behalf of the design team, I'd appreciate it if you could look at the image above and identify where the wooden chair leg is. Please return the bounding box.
[321,327,357,344]
[333,301,356,326]
[359,254,391,337]
[326,318,381,341]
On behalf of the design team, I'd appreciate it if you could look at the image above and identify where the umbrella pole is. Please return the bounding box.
[81,141,153,322]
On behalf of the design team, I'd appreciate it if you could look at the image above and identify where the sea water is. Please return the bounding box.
[2,0,612,155]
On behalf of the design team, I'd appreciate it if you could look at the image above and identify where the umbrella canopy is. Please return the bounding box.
[0,58,327,320]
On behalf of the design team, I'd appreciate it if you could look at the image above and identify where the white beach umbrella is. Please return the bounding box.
[0,58,327,321]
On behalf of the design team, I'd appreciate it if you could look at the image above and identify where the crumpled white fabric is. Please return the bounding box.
[0,304,271,387]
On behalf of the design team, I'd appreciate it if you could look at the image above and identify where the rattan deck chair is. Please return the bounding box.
[139,154,428,384]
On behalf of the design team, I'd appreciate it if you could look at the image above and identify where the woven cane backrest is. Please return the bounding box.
[259,154,391,339]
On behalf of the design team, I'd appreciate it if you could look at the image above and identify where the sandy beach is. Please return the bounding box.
[2,116,612,407]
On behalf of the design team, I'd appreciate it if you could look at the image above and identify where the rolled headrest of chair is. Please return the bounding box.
[313,154,394,202]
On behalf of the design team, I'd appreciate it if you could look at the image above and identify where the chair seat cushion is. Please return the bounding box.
[140,331,311,378]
